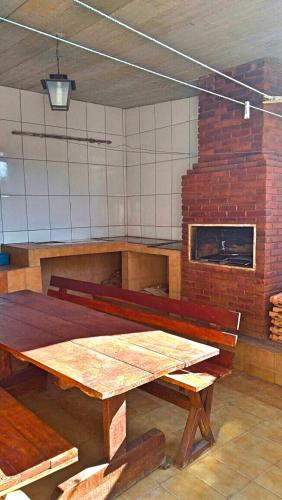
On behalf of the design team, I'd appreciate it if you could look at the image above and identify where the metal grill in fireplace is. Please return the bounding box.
[189,224,256,269]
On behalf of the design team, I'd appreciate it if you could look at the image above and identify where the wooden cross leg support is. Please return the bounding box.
[142,383,215,469]
[54,394,166,499]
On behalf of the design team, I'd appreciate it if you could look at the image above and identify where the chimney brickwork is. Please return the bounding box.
[181,59,282,339]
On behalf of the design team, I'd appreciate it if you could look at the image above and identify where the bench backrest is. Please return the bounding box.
[48,276,238,365]
[49,275,241,331]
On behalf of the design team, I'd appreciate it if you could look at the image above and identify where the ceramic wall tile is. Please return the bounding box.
[141,225,156,238]
[47,161,69,195]
[172,159,189,193]
[3,231,28,243]
[67,129,88,163]
[127,165,140,196]
[24,160,48,195]
[90,196,108,226]
[155,101,171,129]
[127,196,141,226]
[88,131,106,165]
[172,98,190,124]
[22,123,46,161]
[107,166,125,196]
[0,86,20,121]
[21,90,44,125]
[109,225,126,236]
[90,226,109,238]
[2,195,27,231]
[140,105,155,132]
[26,195,50,230]
[46,126,68,162]
[69,163,89,195]
[126,133,140,167]
[49,195,71,228]
[71,227,91,240]
[156,126,172,162]
[70,195,90,227]
[141,195,155,226]
[156,194,172,226]
[28,229,51,242]
[140,130,155,164]
[89,164,107,195]
[141,164,155,195]
[1,159,25,195]
[127,225,141,237]
[106,134,124,166]
[86,103,105,133]
[156,161,172,194]
[67,100,87,130]
[108,196,125,226]
[51,228,72,241]
[0,120,23,158]
[172,122,189,160]
[125,107,139,135]
[106,107,123,135]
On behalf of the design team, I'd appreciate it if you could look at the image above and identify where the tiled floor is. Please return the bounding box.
[19,370,282,499]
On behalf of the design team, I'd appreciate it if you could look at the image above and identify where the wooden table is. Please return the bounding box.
[0,291,218,499]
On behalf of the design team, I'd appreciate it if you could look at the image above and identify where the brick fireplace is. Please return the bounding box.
[182,59,282,340]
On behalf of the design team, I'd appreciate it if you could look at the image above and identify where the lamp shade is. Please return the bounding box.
[41,74,76,111]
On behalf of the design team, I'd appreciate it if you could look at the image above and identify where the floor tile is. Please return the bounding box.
[122,476,157,499]
[140,485,177,499]
[187,454,250,496]
[162,470,225,499]
[231,481,280,499]
[255,466,282,497]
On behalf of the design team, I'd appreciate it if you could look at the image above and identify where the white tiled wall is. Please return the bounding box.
[0,85,198,244]
[125,96,198,240]
[0,85,126,243]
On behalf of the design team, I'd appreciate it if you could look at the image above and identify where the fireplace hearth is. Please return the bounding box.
[189,224,255,269]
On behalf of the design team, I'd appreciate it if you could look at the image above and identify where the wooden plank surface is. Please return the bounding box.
[72,336,184,377]
[0,291,218,400]
[118,331,219,367]
[0,291,150,335]
[0,388,78,494]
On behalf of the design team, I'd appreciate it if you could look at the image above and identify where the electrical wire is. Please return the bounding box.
[1,16,282,119]
[74,0,274,100]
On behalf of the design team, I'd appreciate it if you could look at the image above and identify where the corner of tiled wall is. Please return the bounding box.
[0,85,126,243]
[0,85,198,244]
[125,95,198,240]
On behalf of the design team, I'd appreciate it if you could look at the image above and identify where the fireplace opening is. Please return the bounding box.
[189,224,256,269]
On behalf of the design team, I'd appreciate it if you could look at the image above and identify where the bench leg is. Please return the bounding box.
[175,388,215,469]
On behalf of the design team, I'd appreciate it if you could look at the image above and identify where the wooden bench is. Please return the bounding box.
[0,387,78,497]
[48,275,239,468]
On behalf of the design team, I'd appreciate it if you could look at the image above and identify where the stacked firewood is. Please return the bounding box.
[269,293,282,343]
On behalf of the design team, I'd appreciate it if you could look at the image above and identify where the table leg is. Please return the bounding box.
[103,393,127,461]
[55,394,166,499]
[0,349,11,379]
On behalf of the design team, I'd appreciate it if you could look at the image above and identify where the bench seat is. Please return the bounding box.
[0,387,78,497]
[161,370,216,392]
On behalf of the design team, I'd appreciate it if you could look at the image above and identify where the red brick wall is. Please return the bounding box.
[181,59,282,339]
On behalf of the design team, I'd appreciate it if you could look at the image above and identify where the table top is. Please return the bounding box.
[0,291,219,400]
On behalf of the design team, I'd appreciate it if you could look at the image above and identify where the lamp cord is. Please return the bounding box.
[56,36,60,74]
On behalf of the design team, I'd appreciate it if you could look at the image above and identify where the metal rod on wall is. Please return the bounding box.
[12,130,111,145]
